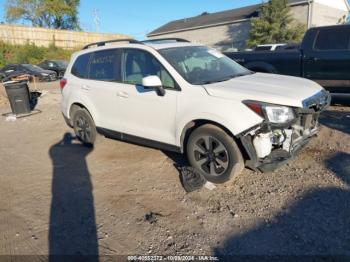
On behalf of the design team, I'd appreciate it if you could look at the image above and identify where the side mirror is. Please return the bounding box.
[142,75,166,96]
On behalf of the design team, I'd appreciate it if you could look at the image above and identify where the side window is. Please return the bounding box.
[4,65,16,72]
[71,53,90,78]
[314,28,350,51]
[122,49,176,89]
[254,46,272,51]
[89,49,121,81]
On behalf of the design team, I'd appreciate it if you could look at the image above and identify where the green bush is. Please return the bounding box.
[0,41,76,68]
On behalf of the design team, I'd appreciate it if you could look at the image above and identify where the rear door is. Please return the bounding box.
[81,48,125,131]
[303,27,350,93]
[70,49,124,131]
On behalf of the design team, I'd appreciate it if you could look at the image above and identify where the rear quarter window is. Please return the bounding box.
[71,53,90,78]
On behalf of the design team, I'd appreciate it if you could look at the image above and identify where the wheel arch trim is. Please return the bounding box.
[178,117,238,153]
[67,101,98,126]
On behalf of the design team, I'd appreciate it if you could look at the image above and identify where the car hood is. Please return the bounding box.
[202,73,323,108]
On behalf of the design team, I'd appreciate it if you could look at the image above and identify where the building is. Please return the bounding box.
[147,0,350,51]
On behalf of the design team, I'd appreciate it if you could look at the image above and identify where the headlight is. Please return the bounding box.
[243,101,295,124]
[264,105,294,123]
[41,73,48,76]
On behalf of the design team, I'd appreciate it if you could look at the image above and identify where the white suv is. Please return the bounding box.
[60,38,330,183]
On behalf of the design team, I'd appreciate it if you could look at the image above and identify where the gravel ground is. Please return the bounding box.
[0,82,349,258]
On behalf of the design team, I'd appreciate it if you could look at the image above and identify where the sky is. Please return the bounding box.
[0,0,262,39]
[0,0,349,39]
[78,0,262,38]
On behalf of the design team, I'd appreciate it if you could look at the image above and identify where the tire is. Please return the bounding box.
[186,124,244,184]
[73,108,97,146]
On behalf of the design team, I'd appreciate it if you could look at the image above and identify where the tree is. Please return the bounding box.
[247,0,305,47]
[5,0,80,30]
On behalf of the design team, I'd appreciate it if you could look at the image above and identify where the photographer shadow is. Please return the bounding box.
[48,133,98,261]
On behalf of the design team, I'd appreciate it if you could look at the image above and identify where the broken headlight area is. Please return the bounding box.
[240,98,330,173]
[240,91,331,172]
[243,101,296,124]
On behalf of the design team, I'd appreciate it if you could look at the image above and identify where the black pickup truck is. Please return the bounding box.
[225,24,350,95]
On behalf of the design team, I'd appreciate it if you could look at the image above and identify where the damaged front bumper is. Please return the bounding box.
[239,90,331,173]
[240,125,318,172]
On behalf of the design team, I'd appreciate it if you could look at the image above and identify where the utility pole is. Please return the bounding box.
[93,8,100,33]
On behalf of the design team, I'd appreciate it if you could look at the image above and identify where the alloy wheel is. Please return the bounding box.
[192,135,229,176]
[75,115,92,143]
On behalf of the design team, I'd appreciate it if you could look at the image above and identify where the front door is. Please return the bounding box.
[115,48,178,146]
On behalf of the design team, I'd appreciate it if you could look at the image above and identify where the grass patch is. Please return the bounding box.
[0,41,77,67]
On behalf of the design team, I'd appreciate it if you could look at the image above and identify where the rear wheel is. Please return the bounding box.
[186,124,244,184]
[73,108,96,146]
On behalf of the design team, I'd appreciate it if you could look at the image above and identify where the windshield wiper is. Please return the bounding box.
[197,71,255,85]
[199,74,243,85]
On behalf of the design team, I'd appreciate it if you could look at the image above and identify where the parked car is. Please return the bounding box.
[225,24,350,95]
[38,60,68,78]
[61,38,330,184]
[0,64,57,81]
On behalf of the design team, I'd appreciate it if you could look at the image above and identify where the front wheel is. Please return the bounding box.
[73,108,97,146]
[186,124,244,184]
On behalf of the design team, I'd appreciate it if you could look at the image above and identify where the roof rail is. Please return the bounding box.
[142,38,190,44]
[82,39,141,50]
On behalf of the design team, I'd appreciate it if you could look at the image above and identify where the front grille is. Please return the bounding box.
[302,89,331,112]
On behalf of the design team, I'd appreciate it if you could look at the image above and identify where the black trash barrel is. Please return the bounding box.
[4,82,31,115]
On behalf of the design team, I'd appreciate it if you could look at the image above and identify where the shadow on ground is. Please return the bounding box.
[48,133,98,262]
[214,152,350,257]
[319,108,350,135]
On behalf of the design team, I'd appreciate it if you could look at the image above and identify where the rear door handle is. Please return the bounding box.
[81,85,91,91]
[117,91,129,98]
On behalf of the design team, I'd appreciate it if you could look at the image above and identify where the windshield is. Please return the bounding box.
[54,60,68,67]
[22,64,43,71]
[158,46,251,85]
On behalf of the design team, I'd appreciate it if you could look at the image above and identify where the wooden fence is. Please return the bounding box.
[0,24,130,49]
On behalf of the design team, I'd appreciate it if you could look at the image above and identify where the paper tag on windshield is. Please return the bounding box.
[208,49,224,58]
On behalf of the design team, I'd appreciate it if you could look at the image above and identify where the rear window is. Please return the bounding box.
[71,53,90,78]
[314,28,350,50]
[89,49,121,81]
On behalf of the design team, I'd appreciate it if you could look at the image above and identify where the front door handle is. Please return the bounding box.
[117,91,129,98]
[308,57,319,62]
[81,85,91,91]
